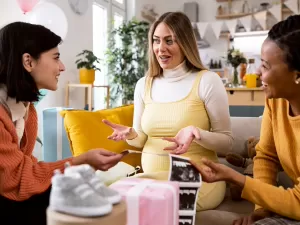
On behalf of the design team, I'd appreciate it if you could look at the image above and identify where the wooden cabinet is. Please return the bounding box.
[226,87,265,117]
[226,87,265,106]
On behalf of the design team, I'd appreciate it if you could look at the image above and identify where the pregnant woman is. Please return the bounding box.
[104,12,233,211]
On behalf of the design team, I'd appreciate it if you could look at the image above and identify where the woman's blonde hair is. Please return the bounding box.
[147,12,206,77]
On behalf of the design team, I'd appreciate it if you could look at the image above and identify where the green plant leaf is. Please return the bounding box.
[106,19,150,106]
[75,49,101,71]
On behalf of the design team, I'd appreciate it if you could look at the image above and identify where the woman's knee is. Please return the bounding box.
[196,181,226,211]
[253,216,300,225]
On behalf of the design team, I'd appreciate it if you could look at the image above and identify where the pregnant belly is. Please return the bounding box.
[141,138,170,173]
[141,137,218,173]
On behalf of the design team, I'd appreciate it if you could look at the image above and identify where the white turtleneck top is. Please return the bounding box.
[128,61,233,154]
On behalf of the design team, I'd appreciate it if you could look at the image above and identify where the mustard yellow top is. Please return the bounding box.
[139,72,218,173]
[242,98,300,220]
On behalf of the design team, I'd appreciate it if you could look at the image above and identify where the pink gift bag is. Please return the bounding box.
[110,178,179,225]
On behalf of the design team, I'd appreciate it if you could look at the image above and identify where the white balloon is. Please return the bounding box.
[28,2,68,40]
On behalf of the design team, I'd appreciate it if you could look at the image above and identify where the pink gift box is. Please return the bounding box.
[110,178,179,225]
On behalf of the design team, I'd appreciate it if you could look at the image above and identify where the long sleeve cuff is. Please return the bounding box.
[126,131,147,149]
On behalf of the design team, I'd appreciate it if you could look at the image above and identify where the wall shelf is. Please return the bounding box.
[282,7,293,13]
[216,0,294,20]
[216,8,293,20]
[141,11,157,23]
[216,12,252,19]
[65,83,110,111]
[216,0,237,2]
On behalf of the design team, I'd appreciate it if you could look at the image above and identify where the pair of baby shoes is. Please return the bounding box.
[49,163,121,217]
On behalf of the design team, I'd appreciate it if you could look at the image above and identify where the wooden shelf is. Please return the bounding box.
[226,87,263,91]
[216,0,237,2]
[216,0,295,20]
[219,31,230,37]
[141,11,157,22]
[282,7,293,13]
[216,12,252,19]
[65,83,110,111]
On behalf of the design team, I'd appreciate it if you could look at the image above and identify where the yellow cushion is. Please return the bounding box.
[60,105,141,167]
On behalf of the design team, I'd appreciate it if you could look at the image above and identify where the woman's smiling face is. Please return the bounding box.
[152,22,184,70]
[259,39,298,99]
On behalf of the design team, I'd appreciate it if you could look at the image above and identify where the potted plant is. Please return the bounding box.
[227,47,247,86]
[75,50,101,84]
[106,19,150,106]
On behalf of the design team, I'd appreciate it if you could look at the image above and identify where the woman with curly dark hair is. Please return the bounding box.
[193,15,300,225]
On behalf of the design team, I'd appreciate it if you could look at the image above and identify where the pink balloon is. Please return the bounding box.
[17,0,39,14]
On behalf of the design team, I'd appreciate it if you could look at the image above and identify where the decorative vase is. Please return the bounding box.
[79,68,95,84]
[232,66,239,87]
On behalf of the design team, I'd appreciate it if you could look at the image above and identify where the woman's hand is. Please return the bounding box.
[72,149,127,171]
[232,208,272,225]
[190,159,246,187]
[102,119,137,141]
[190,159,232,182]
[162,126,200,154]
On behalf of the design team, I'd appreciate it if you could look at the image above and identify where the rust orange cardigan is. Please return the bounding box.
[0,104,71,201]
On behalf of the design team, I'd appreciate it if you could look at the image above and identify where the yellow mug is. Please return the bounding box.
[245,74,258,88]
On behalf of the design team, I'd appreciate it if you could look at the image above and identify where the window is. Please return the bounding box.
[93,3,107,86]
[113,3,125,29]
[233,31,267,56]
[114,12,124,29]
[93,1,108,110]
[93,0,126,110]
[113,0,125,10]
[113,11,125,48]
[233,31,268,69]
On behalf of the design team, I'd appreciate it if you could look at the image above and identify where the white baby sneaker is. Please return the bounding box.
[64,164,122,205]
[49,170,112,217]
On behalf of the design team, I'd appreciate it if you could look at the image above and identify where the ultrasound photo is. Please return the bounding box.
[179,215,195,225]
[169,155,201,183]
[179,187,198,211]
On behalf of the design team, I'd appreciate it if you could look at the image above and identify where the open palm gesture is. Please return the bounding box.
[102,119,136,141]
[162,126,200,154]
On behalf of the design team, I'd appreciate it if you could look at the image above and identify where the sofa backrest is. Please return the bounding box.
[42,107,263,163]
[230,117,262,158]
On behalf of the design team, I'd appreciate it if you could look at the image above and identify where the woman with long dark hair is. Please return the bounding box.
[0,22,124,225]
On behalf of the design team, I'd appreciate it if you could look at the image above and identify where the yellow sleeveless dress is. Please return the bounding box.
[136,71,226,211]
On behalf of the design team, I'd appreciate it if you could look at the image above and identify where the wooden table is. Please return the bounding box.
[65,83,110,111]
[47,201,127,225]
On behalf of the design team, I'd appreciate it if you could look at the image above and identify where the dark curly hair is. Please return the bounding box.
[268,15,300,72]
